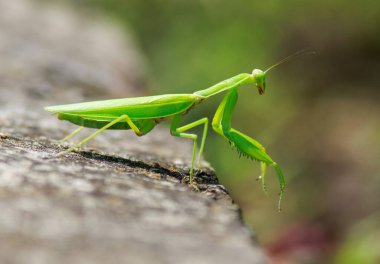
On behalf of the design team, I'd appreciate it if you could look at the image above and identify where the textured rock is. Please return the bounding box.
[0,1,267,263]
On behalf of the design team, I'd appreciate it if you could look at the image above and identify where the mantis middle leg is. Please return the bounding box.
[212,88,286,210]
[170,114,209,184]
[57,114,142,156]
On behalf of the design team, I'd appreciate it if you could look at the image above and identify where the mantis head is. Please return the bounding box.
[253,48,316,95]
[252,69,266,95]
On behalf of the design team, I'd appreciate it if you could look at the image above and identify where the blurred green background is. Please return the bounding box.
[72,0,379,263]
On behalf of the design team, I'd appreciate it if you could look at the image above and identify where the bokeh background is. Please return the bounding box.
[56,0,380,263]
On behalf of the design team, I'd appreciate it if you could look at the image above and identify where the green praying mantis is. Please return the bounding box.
[45,50,313,210]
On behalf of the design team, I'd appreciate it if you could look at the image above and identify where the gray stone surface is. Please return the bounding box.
[0,1,267,263]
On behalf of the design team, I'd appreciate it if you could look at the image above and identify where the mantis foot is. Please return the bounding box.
[189,182,200,192]
[56,146,82,157]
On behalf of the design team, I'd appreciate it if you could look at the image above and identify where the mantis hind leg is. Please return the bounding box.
[170,114,209,184]
[60,126,84,142]
[57,114,142,156]
[212,88,285,210]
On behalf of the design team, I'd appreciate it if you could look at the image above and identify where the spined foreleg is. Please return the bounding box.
[212,88,285,210]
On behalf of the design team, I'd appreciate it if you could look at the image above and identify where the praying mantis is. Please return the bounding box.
[46,50,312,209]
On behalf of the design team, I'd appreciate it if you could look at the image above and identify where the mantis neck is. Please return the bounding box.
[193,73,253,98]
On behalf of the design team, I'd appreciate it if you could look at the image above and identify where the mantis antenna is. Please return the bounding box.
[264,48,316,74]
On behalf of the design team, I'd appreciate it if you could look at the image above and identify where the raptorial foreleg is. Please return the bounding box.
[212,88,286,210]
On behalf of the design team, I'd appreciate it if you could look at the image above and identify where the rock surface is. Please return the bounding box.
[0,1,267,263]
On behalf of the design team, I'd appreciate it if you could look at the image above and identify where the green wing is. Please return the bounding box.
[45,94,202,120]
